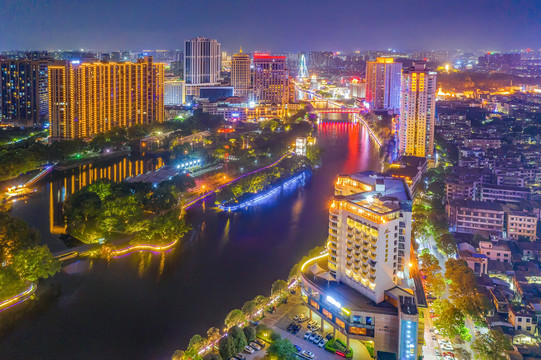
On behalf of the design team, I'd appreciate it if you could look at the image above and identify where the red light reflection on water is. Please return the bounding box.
[318,121,377,173]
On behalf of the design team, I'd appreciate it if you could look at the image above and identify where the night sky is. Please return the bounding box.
[1,0,539,52]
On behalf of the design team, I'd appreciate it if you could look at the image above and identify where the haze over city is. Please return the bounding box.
[1,0,540,51]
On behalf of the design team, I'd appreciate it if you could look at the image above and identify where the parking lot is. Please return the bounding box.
[260,294,371,360]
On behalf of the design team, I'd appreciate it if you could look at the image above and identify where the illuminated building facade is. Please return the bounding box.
[184,37,221,97]
[331,172,413,303]
[48,57,164,139]
[0,59,50,126]
[253,53,289,107]
[231,48,251,97]
[164,79,185,106]
[365,57,402,110]
[299,172,420,358]
[398,63,437,159]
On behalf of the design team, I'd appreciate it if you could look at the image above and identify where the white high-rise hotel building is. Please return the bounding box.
[184,37,221,97]
[398,63,437,159]
[330,172,414,303]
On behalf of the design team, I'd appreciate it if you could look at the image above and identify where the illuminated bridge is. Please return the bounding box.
[312,108,364,114]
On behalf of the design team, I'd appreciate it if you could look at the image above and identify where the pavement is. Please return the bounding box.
[261,294,371,360]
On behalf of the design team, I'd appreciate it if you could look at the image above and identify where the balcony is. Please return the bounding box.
[370,252,377,261]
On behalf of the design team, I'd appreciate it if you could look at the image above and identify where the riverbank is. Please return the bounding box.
[0,120,382,359]
[215,154,314,211]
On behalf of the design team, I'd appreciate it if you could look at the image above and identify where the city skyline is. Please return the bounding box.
[1,0,540,52]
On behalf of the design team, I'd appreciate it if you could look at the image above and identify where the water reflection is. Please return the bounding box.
[0,121,383,360]
[12,156,165,248]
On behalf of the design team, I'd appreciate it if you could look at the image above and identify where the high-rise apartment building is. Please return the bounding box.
[331,172,413,303]
[184,37,221,97]
[49,57,164,139]
[0,59,50,127]
[365,57,402,110]
[231,48,251,98]
[253,53,289,106]
[398,63,437,159]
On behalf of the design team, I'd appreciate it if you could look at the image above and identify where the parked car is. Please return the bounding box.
[249,342,261,351]
[287,322,296,332]
[318,338,328,348]
[325,333,333,340]
[304,331,312,340]
[254,339,264,347]
[310,324,321,331]
[294,345,302,352]
[309,332,319,342]
[301,350,315,359]
[292,324,301,334]
[441,344,454,351]
[234,354,246,360]
[244,346,254,354]
[312,334,323,344]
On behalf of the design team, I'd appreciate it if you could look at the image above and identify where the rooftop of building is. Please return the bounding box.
[479,240,511,252]
[125,165,180,185]
[302,258,399,316]
[335,172,412,214]
[482,184,531,192]
[449,199,504,212]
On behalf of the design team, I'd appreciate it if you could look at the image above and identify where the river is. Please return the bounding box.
[0,119,381,360]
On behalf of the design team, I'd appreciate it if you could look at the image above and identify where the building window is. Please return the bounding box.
[349,327,367,335]
[322,308,333,320]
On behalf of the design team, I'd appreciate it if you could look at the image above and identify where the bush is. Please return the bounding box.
[325,339,353,358]
[218,336,236,360]
[270,330,281,343]
[243,326,256,343]
[229,326,247,354]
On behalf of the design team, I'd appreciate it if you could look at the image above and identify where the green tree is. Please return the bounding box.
[436,233,457,256]
[243,326,256,343]
[255,323,272,338]
[471,330,512,360]
[188,334,207,354]
[252,295,268,308]
[172,350,185,360]
[267,338,296,360]
[242,300,258,318]
[218,336,236,360]
[270,331,281,342]
[0,267,26,298]
[0,212,40,264]
[225,309,245,329]
[10,245,61,282]
[229,326,248,354]
[271,279,288,296]
[418,252,441,274]
[207,327,221,345]
[432,299,470,341]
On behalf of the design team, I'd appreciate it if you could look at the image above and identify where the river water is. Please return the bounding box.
[0,119,381,360]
